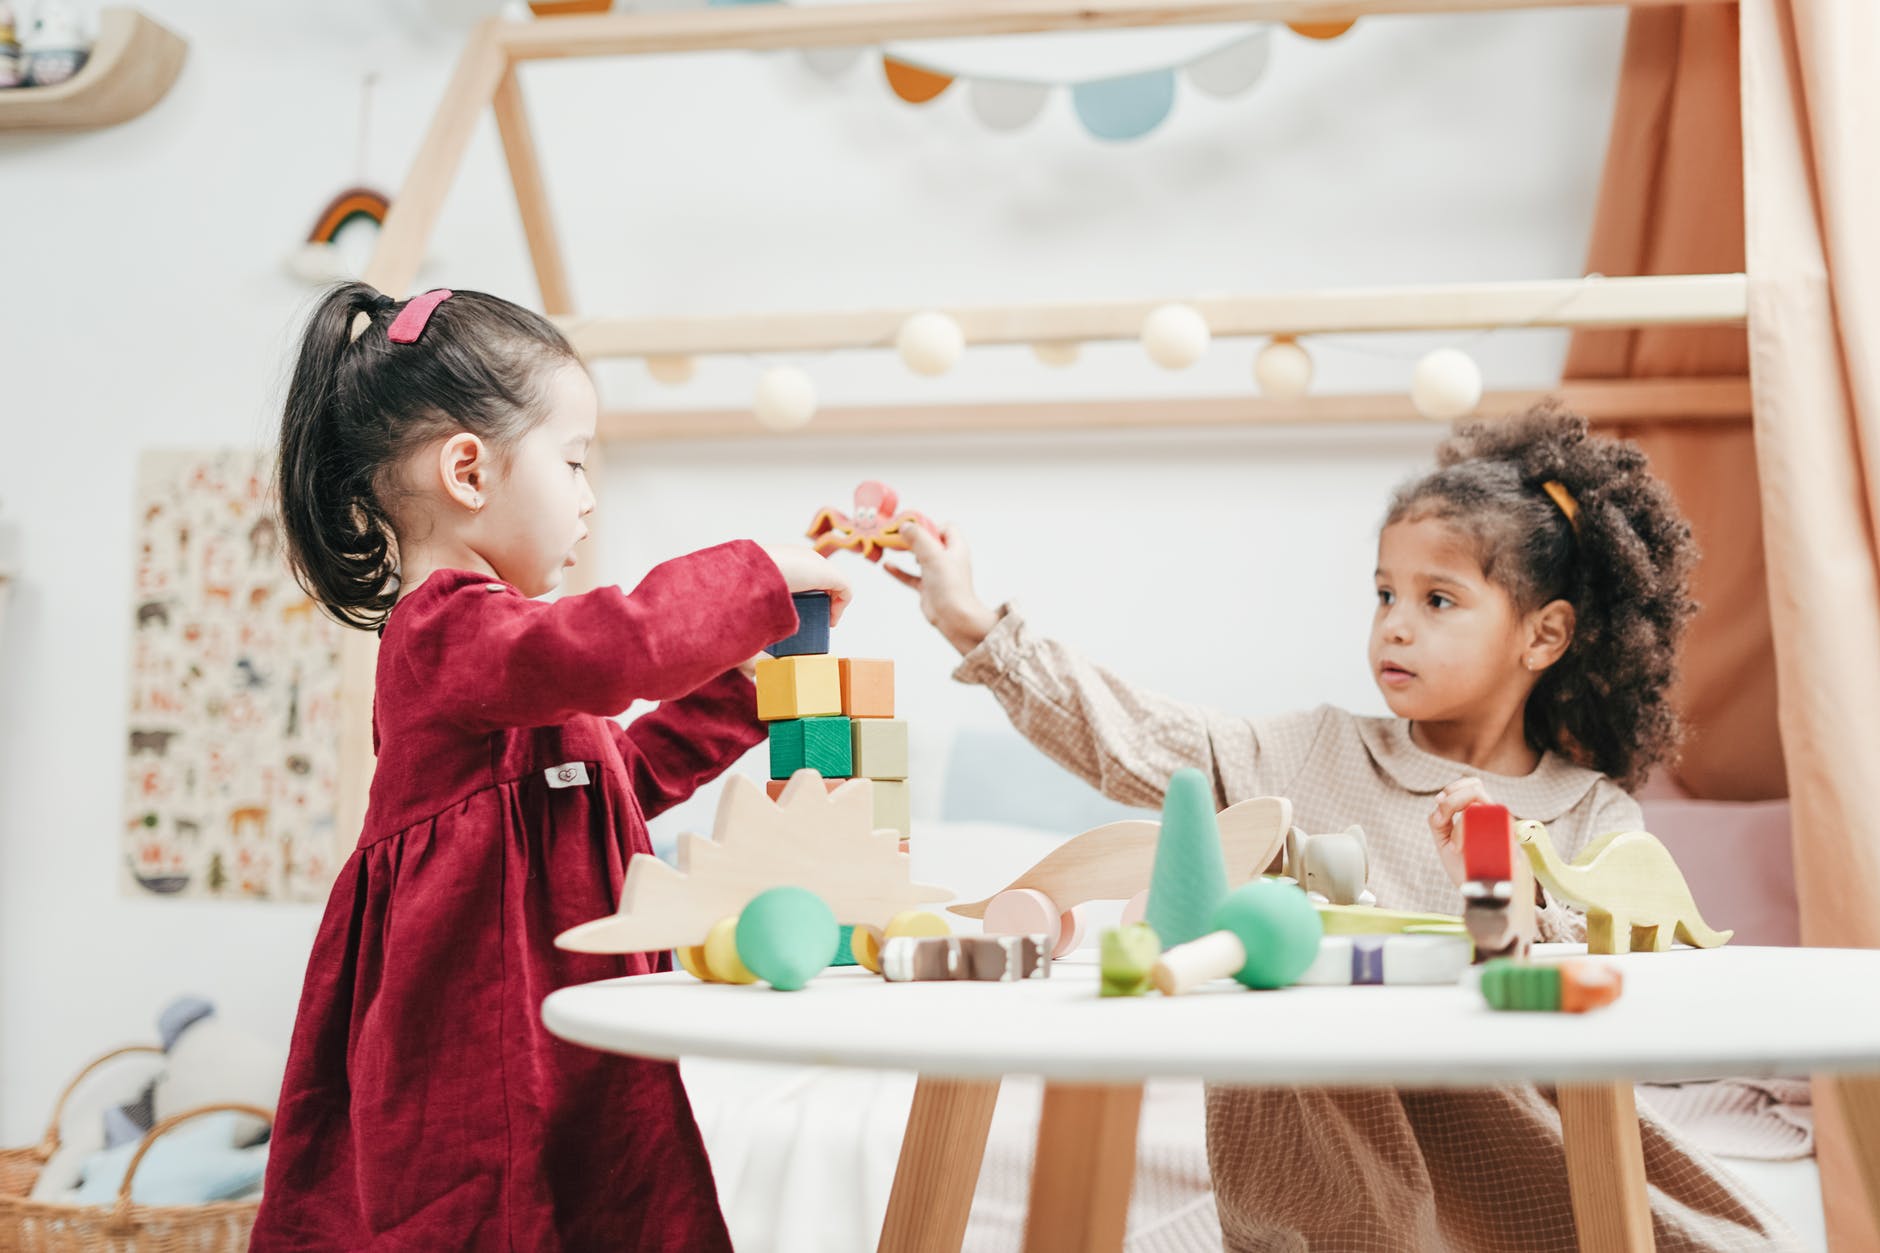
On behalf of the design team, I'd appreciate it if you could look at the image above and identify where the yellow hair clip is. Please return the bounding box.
[1540,480,1581,532]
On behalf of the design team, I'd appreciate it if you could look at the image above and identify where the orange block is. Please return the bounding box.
[840,658,895,718]
[766,777,845,802]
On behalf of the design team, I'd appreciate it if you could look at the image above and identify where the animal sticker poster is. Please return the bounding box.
[122,450,343,902]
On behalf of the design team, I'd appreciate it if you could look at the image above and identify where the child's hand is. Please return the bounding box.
[761,544,853,626]
[1429,777,1492,886]
[886,522,1000,656]
[737,652,765,679]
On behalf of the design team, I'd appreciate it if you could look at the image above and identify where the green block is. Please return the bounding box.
[769,716,853,780]
[832,924,858,968]
[1100,923,1162,997]
[1144,768,1230,950]
[1480,959,1562,1012]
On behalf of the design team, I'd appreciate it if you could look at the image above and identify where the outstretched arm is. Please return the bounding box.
[886,522,1317,808]
[613,669,766,820]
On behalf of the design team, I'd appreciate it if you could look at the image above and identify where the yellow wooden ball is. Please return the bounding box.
[676,943,716,982]
[853,910,952,974]
[703,916,759,984]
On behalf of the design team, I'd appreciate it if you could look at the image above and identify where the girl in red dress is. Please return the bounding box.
[252,283,849,1251]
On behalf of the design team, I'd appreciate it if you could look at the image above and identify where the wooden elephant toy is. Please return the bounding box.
[1281,825,1376,906]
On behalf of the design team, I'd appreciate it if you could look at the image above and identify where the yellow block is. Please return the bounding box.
[755,655,842,722]
[871,779,911,836]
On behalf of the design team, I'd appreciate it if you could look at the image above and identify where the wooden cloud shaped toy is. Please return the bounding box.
[557,771,952,955]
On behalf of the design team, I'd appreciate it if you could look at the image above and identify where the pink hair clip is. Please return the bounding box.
[387,289,453,344]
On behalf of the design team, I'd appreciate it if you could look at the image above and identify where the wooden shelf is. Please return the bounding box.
[0,7,186,131]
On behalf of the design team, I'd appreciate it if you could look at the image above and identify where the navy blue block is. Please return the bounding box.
[766,591,832,657]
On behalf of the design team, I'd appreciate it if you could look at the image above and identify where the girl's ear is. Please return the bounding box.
[1525,599,1577,672]
[437,432,489,513]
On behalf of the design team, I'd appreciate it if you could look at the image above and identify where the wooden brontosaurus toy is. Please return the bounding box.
[1515,820,1733,955]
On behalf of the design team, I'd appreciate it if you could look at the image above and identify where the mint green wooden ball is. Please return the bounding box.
[736,887,839,991]
[1213,879,1323,989]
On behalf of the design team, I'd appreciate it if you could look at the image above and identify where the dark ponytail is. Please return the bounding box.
[276,282,577,631]
[1384,405,1699,789]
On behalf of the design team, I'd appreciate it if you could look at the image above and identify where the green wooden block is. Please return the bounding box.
[832,924,858,968]
[1480,959,1562,1012]
[1100,923,1162,997]
[851,718,909,781]
[768,716,853,780]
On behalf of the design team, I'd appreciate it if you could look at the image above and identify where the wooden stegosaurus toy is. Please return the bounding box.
[556,771,951,955]
[1515,820,1733,955]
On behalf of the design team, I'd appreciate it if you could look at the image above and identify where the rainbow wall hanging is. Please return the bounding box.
[284,186,392,285]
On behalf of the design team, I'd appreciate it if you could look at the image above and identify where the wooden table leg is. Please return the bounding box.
[1835,1074,1880,1236]
[877,1076,1000,1253]
[1022,1082,1144,1253]
[1557,1082,1654,1252]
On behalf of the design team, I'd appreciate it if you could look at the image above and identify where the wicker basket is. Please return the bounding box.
[0,1047,272,1252]
[1,1047,163,1200]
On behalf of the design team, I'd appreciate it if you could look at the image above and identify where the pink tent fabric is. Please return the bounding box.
[1568,2,1880,1242]
[1563,4,1785,803]
[1740,0,1880,1245]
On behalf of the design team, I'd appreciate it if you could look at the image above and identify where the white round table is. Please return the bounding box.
[544,946,1880,1252]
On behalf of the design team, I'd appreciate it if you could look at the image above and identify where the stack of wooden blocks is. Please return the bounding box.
[756,592,911,850]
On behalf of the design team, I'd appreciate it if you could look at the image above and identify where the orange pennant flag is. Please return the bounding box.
[883,57,953,104]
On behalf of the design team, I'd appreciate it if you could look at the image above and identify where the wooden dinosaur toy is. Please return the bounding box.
[556,771,951,955]
[1515,819,1733,955]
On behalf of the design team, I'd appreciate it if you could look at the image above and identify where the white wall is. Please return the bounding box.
[0,0,1622,1139]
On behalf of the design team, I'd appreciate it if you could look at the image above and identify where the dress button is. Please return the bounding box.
[485,583,506,593]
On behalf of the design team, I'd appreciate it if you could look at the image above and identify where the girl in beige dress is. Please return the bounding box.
[888,408,1797,1252]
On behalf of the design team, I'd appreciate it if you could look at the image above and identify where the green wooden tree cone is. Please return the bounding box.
[1145,768,1231,949]
[736,887,840,991]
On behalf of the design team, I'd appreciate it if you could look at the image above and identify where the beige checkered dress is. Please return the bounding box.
[953,607,1799,1252]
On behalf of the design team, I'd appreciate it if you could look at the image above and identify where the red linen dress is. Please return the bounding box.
[252,541,796,1251]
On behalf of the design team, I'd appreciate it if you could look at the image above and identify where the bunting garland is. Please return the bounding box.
[679,0,1362,142]
[849,30,1279,143]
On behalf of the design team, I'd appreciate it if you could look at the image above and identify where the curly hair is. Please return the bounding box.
[1384,405,1699,789]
